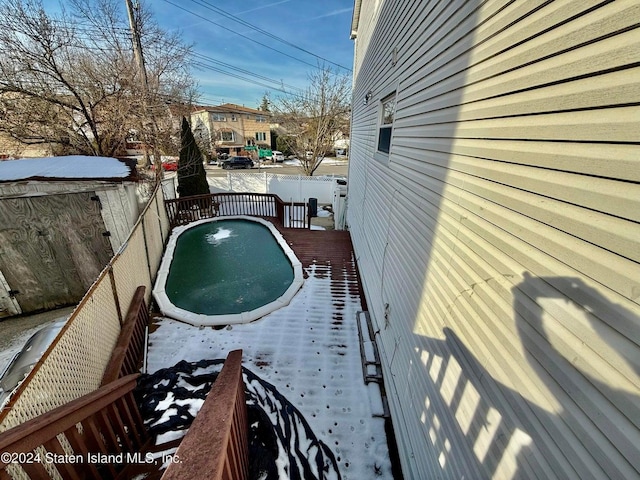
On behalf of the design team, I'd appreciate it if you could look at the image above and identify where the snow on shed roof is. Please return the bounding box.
[0,156,134,182]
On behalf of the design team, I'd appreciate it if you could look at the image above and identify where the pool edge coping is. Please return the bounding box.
[152,215,304,326]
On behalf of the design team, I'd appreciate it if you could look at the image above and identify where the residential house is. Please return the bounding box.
[0,132,54,159]
[191,104,272,157]
[348,1,639,479]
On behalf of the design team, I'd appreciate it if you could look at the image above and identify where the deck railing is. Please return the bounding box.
[162,350,248,480]
[0,351,249,480]
[0,374,152,479]
[101,286,149,385]
[0,185,169,436]
[165,192,309,229]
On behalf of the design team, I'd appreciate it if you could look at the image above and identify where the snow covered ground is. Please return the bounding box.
[147,262,393,479]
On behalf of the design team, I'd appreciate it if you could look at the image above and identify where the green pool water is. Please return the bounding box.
[165,219,295,315]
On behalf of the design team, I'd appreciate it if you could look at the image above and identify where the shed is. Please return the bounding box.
[0,156,140,317]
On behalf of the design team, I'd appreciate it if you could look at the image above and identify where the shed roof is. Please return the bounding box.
[0,156,136,183]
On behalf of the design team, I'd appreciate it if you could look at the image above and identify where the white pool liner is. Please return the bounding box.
[153,216,304,326]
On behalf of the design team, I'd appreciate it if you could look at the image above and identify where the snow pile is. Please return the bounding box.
[205,227,234,245]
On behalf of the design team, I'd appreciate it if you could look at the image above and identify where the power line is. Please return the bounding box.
[193,52,304,93]
[1,36,304,101]
[185,0,352,72]
[192,60,304,101]
[161,0,327,72]
[2,8,314,104]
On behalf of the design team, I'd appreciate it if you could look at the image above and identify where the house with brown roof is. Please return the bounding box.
[191,103,272,157]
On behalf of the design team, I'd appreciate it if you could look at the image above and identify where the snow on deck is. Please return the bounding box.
[147,260,393,479]
[0,156,131,182]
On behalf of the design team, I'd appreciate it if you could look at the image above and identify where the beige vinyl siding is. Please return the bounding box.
[348,0,640,479]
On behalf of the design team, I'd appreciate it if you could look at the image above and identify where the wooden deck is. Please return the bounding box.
[277,226,367,310]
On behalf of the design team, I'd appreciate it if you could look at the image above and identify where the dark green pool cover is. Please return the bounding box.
[165,219,294,315]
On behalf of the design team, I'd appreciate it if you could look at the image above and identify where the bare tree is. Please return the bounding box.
[0,0,196,160]
[272,66,350,176]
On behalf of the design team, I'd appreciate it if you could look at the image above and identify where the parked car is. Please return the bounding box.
[270,150,285,162]
[150,159,178,171]
[162,160,178,171]
[220,156,254,169]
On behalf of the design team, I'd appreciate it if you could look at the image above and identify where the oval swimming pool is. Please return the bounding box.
[153,216,304,326]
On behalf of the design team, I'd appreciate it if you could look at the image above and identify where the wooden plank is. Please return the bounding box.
[102,286,147,385]
[0,375,139,455]
[0,192,113,313]
[42,438,82,480]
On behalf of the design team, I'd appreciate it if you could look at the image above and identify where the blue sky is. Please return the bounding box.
[149,0,355,109]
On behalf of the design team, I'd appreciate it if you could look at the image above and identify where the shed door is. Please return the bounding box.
[0,192,114,313]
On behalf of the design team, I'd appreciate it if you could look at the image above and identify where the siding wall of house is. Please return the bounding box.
[347,1,640,479]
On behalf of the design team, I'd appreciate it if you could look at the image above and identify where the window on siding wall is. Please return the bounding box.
[377,93,395,154]
[256,115,266,123]
[255,132,267,141]
[212,113,225,121]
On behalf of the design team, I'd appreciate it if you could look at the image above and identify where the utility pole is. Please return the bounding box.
[125,0,147,87]
[125,0,163,181]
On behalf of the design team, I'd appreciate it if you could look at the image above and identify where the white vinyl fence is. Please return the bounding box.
[209,172,338,204]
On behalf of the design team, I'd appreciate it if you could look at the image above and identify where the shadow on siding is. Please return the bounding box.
[408,274,639,478]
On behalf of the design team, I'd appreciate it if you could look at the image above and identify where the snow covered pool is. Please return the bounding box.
[153,216,303,326]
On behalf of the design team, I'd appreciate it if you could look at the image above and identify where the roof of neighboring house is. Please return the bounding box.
[0,155,137,183]
[192,103,271,116]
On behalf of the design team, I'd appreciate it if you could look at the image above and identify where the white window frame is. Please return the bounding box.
[220,130,235,142]
[377,92,395,155]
